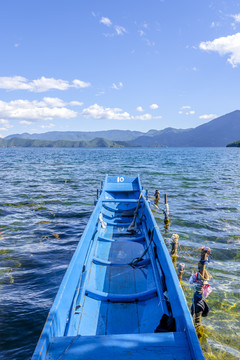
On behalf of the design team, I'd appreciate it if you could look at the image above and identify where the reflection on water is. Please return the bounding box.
[0,148,239,359]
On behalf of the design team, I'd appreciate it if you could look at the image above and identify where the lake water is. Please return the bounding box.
[0,147,239,360]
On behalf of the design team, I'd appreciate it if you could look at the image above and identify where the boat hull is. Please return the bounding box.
[32,175,204,360]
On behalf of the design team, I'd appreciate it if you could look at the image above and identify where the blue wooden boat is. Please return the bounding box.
[32,175,204,360]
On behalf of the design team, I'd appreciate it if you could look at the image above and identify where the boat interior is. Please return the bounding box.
[64,181,167,336]
[34,176,203,360]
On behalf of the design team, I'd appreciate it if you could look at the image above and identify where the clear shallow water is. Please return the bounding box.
[0,147,239,360]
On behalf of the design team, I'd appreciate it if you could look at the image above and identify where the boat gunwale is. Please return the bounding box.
[141,195,204,360]
[32,190,104,359]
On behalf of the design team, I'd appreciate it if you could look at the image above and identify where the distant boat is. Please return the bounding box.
[32,175,204,360]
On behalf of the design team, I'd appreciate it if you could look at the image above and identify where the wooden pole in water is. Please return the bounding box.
[178,263,185,281]
[171,233,179,256]
[164,194,170,226]
[154,189,160,202]
[198,247,211,281]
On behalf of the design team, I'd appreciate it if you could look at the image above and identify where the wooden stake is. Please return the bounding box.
[154,189,160,202]
[171,233,179,256]
[178,263,185,281]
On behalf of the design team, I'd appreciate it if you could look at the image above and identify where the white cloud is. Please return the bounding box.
[0,99,77,121]
[81,104,162,121]
[145,39,155,47]
[134,114,152,120]
[138,30,145,37]
[0,76,30,91]
[20,120,32,125]
[69,101,83,106]
[27,77,70,92]
[0,119,13,131]
[38,98,83,108]
[0,76,91,92]
[179,106,195,116]
[231,14,240,29]
[112,82,123,90]
[149,103,159,110]
[0,119,10,125]
[199,114,217,120]
[103,33,115,38]
[100,17,112,27]
[95,91,105,97]
[82,104,131,120]
[41,123,55,129]
[136,106,144,112]
[211,21,220,28]
[42,97,66,107]
[72,79,91,88]
[115,25,127,35]
[137,22,155,47]
[232,14,240,23]
[134,114,162,120]
[98,15,127,37]
[199,32,240,67]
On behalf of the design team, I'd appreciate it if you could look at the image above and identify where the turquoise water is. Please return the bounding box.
[0,148,239,359]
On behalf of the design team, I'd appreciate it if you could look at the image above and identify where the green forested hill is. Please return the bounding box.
[226,140,240,147]
[0,137,123,148]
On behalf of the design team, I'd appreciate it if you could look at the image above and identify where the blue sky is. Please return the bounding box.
[0,0,240,136]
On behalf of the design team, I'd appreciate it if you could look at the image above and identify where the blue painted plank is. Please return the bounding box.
[105,183,138,192]
[105,302,139,334]
[102,199,141,203]
[137,297,165,333]
[108,239,145,262]
[76,296,103,335]
[46,333,192,360]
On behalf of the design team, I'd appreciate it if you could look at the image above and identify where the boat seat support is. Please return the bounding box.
[85,288,157,302]
[98,235,145,243]
[92,256,150,267]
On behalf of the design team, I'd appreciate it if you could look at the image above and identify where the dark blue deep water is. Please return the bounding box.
[0,148,239,360]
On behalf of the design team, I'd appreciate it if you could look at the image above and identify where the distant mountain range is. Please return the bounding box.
[129,110,240,147]
[3,110,240,147]
[0,137,123,148]
[5,130,144,142]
